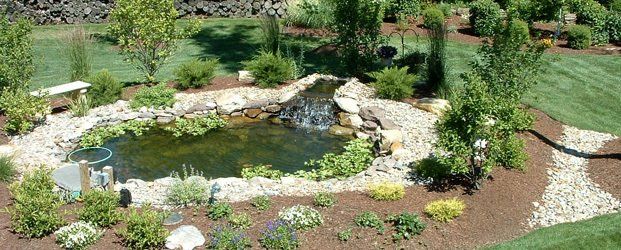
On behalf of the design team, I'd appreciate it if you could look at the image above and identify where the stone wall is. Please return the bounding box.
[2,0,287,24]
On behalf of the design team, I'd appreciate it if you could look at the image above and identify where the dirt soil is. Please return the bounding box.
[0,109,563,250]
[587,138,621,200]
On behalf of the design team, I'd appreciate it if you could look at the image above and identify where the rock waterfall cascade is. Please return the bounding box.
[279,81,340,131]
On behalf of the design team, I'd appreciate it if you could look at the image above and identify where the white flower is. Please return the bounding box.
[473,139,488,149]
[484,116,496,126]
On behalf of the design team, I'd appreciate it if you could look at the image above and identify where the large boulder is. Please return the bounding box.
[338,112,363,129]
[413,98,451,116]
[216,93,246,115]
[359,106,385,122]
[165,225,205,250]
[334,97,360,114]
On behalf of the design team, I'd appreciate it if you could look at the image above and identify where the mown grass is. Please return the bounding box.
[489,212,621,249]
[30,19,621,135]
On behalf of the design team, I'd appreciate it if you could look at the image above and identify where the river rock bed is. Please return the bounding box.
[529,126,620,227]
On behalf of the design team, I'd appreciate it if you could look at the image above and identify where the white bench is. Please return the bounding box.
[31,81,92,98]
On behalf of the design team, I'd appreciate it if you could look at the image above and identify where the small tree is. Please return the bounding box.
[108,0,200,83]
[0,16,34,91]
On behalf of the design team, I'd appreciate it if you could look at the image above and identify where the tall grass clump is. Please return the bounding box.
[260,15,281,54]
[68,95,92,117]
[65,27,92,81]
[0,155,16,183]
[285,0,334,29]
[427,23,450,98]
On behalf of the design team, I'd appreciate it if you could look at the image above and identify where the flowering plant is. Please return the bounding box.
[208,225,251,250]
[377,45,398,58]
[260,220,299,249]
[55,221,104,250]
[278,205,323,230]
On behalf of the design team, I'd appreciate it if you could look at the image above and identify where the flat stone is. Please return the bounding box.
[163,212,184,226]
[378,117,400,130]
[165,225,205,250]
[413,98,451,116]
[216,93,246,115]
[120,112,139,121]
[157,116,176,124]
[139,112,156,119]
[378,130,403,153]
[328,125,354,136]
[359,106,385,122]
[243,99,269,109]
[362,121,379,130]
[257,112,273,120]
[183,114,198,119]
[172,110,186,117]
[265,104,282,113]
[355,132,371,140]
[244,108,263,118]
[334,97,360,114]
[230,111,243,117]
[338,112,363,129]
[278,91,296,104]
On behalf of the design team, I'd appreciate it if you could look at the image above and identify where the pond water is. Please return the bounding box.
[72,80,349,181]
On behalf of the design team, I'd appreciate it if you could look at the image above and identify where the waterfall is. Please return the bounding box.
[279,81,340,131]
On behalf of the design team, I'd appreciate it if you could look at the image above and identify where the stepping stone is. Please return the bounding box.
[163,212,184,226]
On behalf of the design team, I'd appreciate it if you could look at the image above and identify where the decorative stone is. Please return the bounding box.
[278,91,296,104]
[216,93,246,115]
[413,98,451,116]
[163,212,184,226]
[183,114,198,119]
[362,121,379,130]
[390,141,404,153]
[378,117,400,130]
[378,130,403,153]
[338,112,363,129]
[120,112,139,121]
[244,108,263,118]
[355,132,371,140]
[359,106,385,122]
[238,70,255,82]
[139,112,156,119]
[265,104,282,113]
[334,97,360,114]
[230,111,243,117]
[157,116,176,124]
[205,102,217,110]
[173,110,186,117]
[328,125,354,136]
[243,99,269,109]
[165,225,205,250]
[257,112,273,120]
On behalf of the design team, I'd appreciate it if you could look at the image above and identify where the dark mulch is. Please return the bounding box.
[587,138,621,200]
[0,109,563,249]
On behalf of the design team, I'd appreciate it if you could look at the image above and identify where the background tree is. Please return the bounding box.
[108,0,200,83]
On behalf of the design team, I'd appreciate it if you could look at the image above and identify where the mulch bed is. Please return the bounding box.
[0,109,563,249]
[587,138,621,200]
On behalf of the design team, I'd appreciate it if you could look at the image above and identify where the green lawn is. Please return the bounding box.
[490,212,621,249]
[30,18,621,135]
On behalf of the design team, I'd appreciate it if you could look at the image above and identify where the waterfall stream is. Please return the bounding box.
[279,80,341,131]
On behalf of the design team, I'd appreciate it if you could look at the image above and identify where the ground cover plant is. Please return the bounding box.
[424,198,466,222]
[80,120,155,147]
[260,220,299,249]
[54,221,103,249]
[228,212,253,230]
[241,164,284,180]
[354,211,385,234]
[298,138,374,180]
[164,114,227,137]
[129,83,177,109]
[278,205,323,230]
[208,202,233,220]
[313,192,337,208]
[368,181,405,201]
[386,212,426,241]
[251,195,272,211]
[207,225,252,249]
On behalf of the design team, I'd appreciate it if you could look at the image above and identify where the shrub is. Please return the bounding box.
[0,155,16,183]
[79,190,121,227]
[608,12,621,42]
[507,19,531,44]
[0,16,34,91]
[354,211,385,234]
[87,69,123,107]
[208,202,233,220]
[55,221,103,250]
[427,23,449,97]
[611,0,621,11]
[119,205,168,249]
[252,195,272,211]
[8,168,65,238]
[337,228,353,241]
[383,0,421,19]
[423,7,445,29]
[415,157,451,182]
[469,0,502,37]
[387,212,426,241]
[0,88,50,134]
[332,0,384,76]
[260,220,299,249]
[572,0,610,45]
[129,83,176,109]
[567,25,592,49]
[228,212,253,230]
[68,95,92,117]
[368,66,417,100]
[300,138,374,180]
[437,3,453,17]
[243,51,294,88]
[166,166,209,207]
[286,0,335,29]
[173,59,219,90]
[313,192,337,208]
[208,225,252,249]
[368,181,405,201]
[424,198,466,222]
[278,205,323,230]
[80,120,155,147]
[108,0,200,82]
[494,133,528,170]
[164,114,227,137]
[241,164,284,180]
[65,27,92,81]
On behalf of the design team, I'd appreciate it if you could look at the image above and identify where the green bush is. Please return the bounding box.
[607,12,621,42]
[87,69,123,107]
[337,228,353,241]
[494,133,528,170]
[567,25,592,49]
[387,212,426,241]
[68,95,92,117]
[0,16,34,91]
[354,211,385,234]
[166,166,209,207]
[384,0,422,19]
[438,3,453,17]
[173,59,219,90]
[572,0,610,45]
[119,205,168,249]
[395,50,427,74]
[208,202,233,220]
[65,27,92,81]
[163,114,227,137]
[507,19,531,44]
[423,7,445,29]
[415,157,452,182]
[243,51,294,88]
[0,88,50,134]
[611,0,621,11]
[286,0,335,29]
[278,205,324,230]
[129,83,176,109]
[469,0,502,37]
[208,225,252,249]
[298,138,374,180]
[251,195,272,211]
[79,190,121,227]
[368,66,417,100]
[368,181,405,201]
[228,212,253,230]
[424,198,466,222]
[8,168,65,238]
[313,192,337,207]
[0,156,16,183]
[80,120,155,147]
[241,164,284,180]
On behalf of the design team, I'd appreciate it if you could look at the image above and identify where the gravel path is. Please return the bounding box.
[530,125,620,227]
